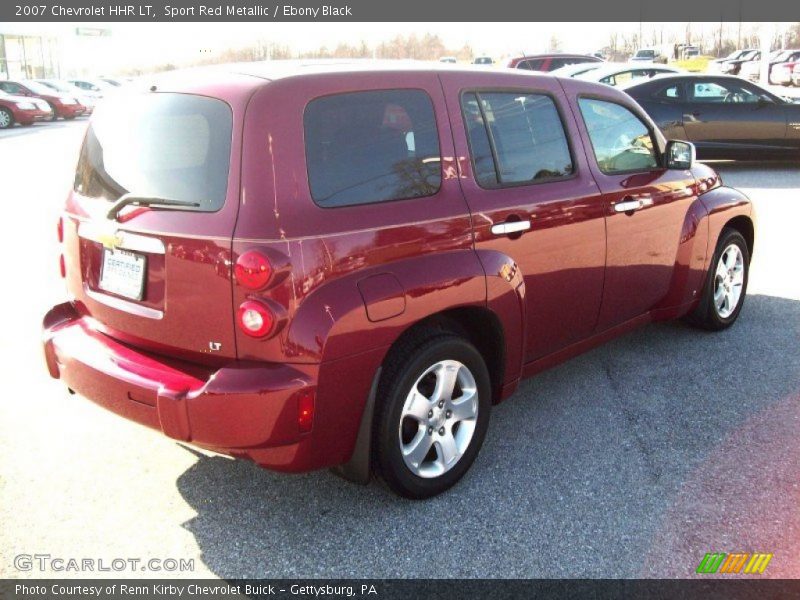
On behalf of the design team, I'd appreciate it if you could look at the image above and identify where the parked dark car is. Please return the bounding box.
[623,73,800,159]
[43,64,753,498]
[0,80,86,120]
[507,53,603,71]
[0,90,53,128]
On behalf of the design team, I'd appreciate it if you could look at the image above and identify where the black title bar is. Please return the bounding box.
[3,0,800,22]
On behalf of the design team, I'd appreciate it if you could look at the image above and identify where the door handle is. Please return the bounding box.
[614,196,652,214]
[491,220,531,236]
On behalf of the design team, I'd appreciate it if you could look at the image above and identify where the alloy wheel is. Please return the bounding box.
[713,243,745,318]
[398,360,479,478]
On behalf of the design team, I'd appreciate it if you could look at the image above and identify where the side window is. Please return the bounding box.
[691,80,759,103]
[516,61,533,70]
[655,83,683,100]
[461,91,574,187]
[1,82,23,94]
[578,98,659,174]
[525,59,544,71]
[304,89,441,208]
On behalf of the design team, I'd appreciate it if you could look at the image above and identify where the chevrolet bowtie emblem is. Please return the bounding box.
[98,231,124,250]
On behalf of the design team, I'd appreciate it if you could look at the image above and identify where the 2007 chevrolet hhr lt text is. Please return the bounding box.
[43,63,754,498]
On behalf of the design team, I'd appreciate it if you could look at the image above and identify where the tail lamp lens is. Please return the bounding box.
[297,390,315,433]
[234,251,272,290]
[237,300,274,337]
[57,217,64,243]
[59,254,66,278]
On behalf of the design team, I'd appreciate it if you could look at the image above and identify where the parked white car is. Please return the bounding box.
[549,62,606,79]
[575,63,681,87]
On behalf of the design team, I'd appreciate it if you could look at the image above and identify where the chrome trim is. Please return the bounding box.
[614,197,653,213]
[79,222,166,255]
[85,288,164,320]
[491,220,531,236]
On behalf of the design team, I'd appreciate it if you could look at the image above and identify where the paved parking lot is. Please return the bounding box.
[0,119,798,579]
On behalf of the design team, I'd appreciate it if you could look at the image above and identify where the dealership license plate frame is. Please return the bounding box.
[99,248,147,301]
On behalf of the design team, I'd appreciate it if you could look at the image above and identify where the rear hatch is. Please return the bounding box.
[64,87,247,364]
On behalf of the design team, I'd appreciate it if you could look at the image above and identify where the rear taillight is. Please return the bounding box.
[234,251,272,290]
[236,299,275,337]
[57,217,63,243]
[59,254,66,278]
[297,390,315,433]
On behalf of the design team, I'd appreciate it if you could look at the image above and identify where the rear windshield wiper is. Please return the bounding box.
[107,193,201,220]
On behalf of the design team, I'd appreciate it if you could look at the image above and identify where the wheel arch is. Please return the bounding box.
[723,215,755,259]
[380,306,507,404]
[331,304,508,485]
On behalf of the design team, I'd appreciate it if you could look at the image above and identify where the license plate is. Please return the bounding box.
[99,249,146,301]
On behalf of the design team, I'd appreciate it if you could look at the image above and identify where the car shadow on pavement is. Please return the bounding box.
[174,293,800,579]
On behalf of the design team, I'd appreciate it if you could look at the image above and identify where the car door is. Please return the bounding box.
[562,82,699,330]
[439,72,607,362]
[682,78,788,151]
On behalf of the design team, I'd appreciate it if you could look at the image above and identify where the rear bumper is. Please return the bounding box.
[42,302,326,472]
[16,108,52,123]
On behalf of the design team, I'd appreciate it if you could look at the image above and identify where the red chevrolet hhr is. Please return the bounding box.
[43,63,754,498]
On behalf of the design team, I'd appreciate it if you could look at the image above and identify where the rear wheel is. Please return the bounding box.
[374,333,491,499]
[0,107,13,129]
[688,228,749,330]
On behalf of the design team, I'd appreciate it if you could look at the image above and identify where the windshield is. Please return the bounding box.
[23,80,60,95]
[636,50,655,58]
[74,93,233,212]
[38,80,71,92]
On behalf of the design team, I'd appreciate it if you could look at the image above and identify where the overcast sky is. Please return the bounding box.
[3,21,783,69]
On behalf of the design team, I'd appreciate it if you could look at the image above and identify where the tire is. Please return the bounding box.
[0,107,13,129]
[65,115,76,120]
[687,228,749,331]
[373,332,492,499]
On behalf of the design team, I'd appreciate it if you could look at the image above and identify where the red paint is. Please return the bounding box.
[0,92,52,125]
[1,80,87,119]
[43,65,754,475]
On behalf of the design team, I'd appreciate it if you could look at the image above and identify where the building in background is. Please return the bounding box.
[0,24,113,80]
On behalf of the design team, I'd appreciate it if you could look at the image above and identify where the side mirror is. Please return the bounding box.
[665,140,695,170]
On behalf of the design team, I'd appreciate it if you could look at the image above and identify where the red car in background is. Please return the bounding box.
[770,53,800,86]
[0,90,53,128]
[0,80,86,120]
[507,53,603,71]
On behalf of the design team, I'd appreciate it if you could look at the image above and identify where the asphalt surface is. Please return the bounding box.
[0,119,798,579]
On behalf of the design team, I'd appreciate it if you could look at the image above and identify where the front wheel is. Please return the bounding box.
[0,107,14,129]
[374,334,491,499]
[687,228,749,330]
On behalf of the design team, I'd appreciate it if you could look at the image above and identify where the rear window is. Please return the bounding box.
[304,89,441,208]
[73,93,232,212]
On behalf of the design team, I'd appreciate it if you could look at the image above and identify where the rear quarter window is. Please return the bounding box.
[304,89,441,208]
